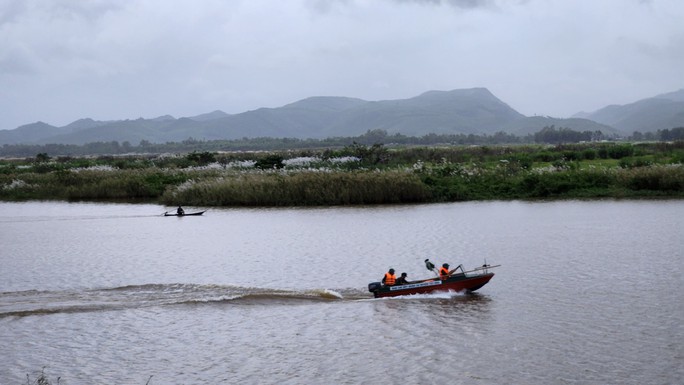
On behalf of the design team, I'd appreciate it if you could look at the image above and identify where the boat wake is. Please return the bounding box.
[0,213,165,224]
[372,290,469,300]
[0,284,367,319]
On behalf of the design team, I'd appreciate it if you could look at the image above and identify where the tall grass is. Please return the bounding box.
[161,170,432,206]
[0,169,192,201]
[616,164,684,192]
[2,143,683,205]
[418,163,684,200]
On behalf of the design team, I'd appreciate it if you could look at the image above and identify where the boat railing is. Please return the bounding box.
[450,264,466,274]
[464,264,501,276]
[407,264,500,284]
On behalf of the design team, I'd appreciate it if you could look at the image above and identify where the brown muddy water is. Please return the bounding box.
[1,200,682,384]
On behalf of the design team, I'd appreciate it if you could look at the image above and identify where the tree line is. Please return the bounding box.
[1,126,683,158]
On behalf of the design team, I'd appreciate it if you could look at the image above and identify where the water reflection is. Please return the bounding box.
[372,292,493,324]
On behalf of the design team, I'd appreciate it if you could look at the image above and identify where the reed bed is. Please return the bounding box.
[1,143,683,205]
[410,154,677,199]
[0,169,192,201]
[160,170,431,206]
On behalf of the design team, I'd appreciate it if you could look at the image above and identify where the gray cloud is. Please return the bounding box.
[1,0,683,131]
[0,1,26,25]
[392,0,493,7]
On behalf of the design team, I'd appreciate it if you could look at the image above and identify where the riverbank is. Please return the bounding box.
[1,142,683,205]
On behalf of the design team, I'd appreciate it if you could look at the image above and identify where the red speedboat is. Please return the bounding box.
[368,264,499,298]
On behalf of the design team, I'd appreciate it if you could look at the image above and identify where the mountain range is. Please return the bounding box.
[572,89,684,133]
[1,88,683,146]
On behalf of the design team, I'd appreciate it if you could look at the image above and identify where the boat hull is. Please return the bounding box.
[369,272,495,298]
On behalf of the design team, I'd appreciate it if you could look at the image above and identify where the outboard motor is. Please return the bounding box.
[368,282,382,293]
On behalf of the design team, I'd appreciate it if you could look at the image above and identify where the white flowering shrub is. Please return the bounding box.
[3,179,31,190]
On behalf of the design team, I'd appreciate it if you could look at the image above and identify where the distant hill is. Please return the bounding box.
[654,89,684,102]
[573,89,684,134]
[502,116,615,136]
[187,110,231,122]
[0,122,63,144]
[0,87,656,146]
[324,89,526,137]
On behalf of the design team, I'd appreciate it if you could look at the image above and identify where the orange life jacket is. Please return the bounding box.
[439,267,450,278]
[384,272,396,285]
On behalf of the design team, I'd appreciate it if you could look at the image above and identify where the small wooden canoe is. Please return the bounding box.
[163,210,206,217]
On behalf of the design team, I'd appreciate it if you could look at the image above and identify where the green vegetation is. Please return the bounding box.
[1,142,683,206]
[162,171,431,206]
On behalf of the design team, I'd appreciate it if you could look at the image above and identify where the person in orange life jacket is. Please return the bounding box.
[396,272,410,285]
[439,263,451,280]
[382,268,396,286]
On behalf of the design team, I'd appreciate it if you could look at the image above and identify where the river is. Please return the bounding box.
[1,200,682,384]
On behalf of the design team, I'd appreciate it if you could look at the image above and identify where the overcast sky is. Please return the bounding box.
[1,0,683,131]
